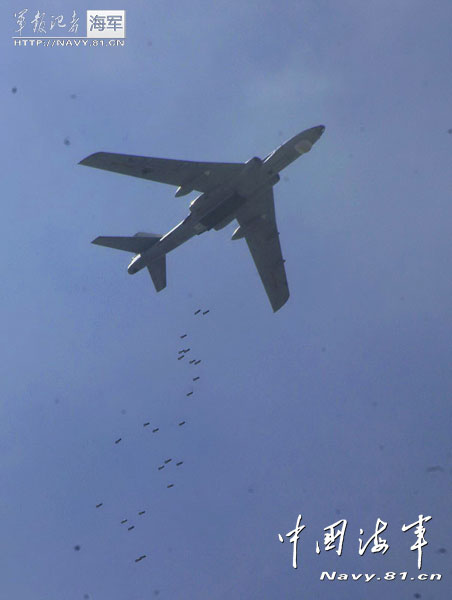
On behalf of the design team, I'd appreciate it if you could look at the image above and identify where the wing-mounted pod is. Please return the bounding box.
[175,185,193,197]
[189,193,208,213]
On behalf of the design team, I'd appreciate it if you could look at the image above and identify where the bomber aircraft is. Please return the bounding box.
[80,125,325,312]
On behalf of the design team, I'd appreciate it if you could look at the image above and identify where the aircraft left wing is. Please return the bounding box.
[79,152,244,194]
[235,187,289,312]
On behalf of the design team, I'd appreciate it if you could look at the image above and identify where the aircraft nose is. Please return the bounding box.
[299,125,326,144]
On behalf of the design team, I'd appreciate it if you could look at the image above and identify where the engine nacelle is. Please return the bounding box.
[213,214,236,231]
[268,172,280,185]
[236,156,264,196]
[189,193,208,213]
[245,156,263,168]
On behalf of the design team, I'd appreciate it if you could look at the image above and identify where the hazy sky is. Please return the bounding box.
[2,1,451,598]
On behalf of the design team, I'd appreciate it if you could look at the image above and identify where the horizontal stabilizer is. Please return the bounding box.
[147,256,166,292]
[92,232,161,254]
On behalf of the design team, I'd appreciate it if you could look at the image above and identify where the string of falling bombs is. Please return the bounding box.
[177,308,209,401]
[90,309,209,563]
[91,505,149,563]
[158,307,209,473]
[93,421,184,563]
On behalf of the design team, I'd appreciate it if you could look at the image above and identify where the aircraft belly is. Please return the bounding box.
[199,193,247,230]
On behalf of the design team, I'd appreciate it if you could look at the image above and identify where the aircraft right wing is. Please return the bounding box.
[235,187,289,312]
[79,152,245,194]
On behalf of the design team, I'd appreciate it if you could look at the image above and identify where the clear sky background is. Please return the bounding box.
[2,1,451,599]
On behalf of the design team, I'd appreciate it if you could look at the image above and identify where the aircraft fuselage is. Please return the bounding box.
[128,125,324,275]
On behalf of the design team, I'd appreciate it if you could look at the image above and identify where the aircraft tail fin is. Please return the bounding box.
[92,232,161,254]
[147,256,166,292]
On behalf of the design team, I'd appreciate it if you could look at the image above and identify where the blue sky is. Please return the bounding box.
[2,1,452,598]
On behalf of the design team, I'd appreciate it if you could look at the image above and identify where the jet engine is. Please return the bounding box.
[235,156,264,196]
[189,193,209,213]
[213,214,236,231]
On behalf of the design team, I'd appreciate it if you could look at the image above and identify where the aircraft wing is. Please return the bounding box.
[235,187,289,312]
[79,152,244,194]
